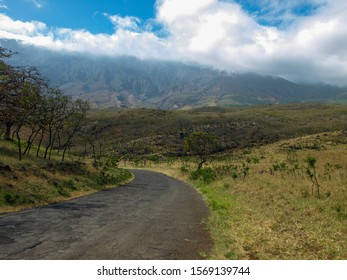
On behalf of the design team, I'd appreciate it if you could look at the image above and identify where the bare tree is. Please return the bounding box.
[61,99,90,162]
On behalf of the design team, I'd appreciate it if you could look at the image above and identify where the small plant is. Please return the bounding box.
[180,166,189,173]
[189,168,217,184]
[305,155,321,198]
[241,162,250,178]
[231,172,238,180]
[272,161,287,172]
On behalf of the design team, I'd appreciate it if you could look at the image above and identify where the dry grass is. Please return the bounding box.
[0,140,133,213]
[125,131,347,260]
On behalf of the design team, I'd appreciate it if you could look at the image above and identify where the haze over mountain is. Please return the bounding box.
[2,39,346,109]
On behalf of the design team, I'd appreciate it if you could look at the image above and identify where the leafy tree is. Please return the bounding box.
[184,131,219,170]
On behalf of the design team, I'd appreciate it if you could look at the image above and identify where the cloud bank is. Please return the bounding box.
[0,0,347,86]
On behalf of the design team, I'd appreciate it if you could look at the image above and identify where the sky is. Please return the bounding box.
[0,0,347,86]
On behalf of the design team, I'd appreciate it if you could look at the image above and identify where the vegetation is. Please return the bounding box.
[0,47,89,161]
[0,47,132,213]
[1,45,347,260]
[0,140,132,213]
[79,104,347,260]
[126,131,347,260]
[184,131,219,169]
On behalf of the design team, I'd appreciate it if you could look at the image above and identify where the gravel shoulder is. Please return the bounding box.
[0,169,211,260]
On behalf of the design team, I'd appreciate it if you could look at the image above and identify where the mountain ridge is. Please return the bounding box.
[1,39,346,109]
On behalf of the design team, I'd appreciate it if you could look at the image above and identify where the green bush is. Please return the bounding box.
[97,168,132,186]
[4,193,22,205]
[231,172,239,180]
[190,168,217,184]
[53,180,77,197]
[2,191,39,205]
[63,179,77,190]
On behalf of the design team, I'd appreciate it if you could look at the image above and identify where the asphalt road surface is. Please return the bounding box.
[0,169,211,259]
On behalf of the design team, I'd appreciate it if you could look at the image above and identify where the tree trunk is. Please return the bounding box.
[16,129,22,161]
[197,156,206,170]
[4,122,12,140]
[48,130,58,160]
[36,130,44,157]
[44,129,52,159]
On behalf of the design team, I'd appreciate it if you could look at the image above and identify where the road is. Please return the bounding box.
[0,169,211,259]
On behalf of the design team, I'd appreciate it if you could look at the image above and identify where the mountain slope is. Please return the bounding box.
[2,39,346,108]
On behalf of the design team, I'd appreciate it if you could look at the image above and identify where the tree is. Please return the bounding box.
[305,155,321,198]
[0,47,89,161]
[0,48,46,142]
[184,131,219,170]
[0,64,46,159]
[61,99,90,162]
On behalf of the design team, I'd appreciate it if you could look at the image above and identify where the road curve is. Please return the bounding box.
[0,169,211,260]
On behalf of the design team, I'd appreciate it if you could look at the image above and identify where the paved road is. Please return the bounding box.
[0,169,211,259]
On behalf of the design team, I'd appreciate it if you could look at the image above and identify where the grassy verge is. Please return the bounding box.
[123,131,347,260]
[0,140,133,213]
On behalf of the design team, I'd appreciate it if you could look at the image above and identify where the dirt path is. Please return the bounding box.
[0,169,211,259]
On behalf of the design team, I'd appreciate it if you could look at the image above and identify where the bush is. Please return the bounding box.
[231,172,239,180]
[97,168,132,186]
[4,193,22,205]
[101,156,119,168]
[63,179,77,190]
[190,168,217,184]
[53,179,77,197]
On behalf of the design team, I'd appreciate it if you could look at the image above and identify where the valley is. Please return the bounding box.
[1,41,346,260]
[1,103,346,259]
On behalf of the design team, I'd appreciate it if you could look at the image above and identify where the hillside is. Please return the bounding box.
[132,131,347,259]
[0,140,132,213]
[80,104,347,160]
[2,39,347,109]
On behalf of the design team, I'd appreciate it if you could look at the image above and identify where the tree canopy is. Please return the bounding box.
[184,131,219,169]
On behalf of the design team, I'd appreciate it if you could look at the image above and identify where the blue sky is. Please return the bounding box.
[2,0,322,33]
[2,0,157,34]
[0,0,347,86]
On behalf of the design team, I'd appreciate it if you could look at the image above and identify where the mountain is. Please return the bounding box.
[2,39,347,109]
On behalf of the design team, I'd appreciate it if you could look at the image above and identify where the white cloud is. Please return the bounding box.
[154,0,347,85]
[0,0,347,86]
[0,14,46,36]
[105,14,141,31]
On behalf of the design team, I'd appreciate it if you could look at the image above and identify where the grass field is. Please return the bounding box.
[125,131,347,260]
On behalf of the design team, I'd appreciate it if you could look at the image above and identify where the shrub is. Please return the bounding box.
[4,193,22,205]
[97,168,132,186]
[52,180,77,197]
[231,172,239,180]
[63,179,77,190]
[189,168,217,184]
